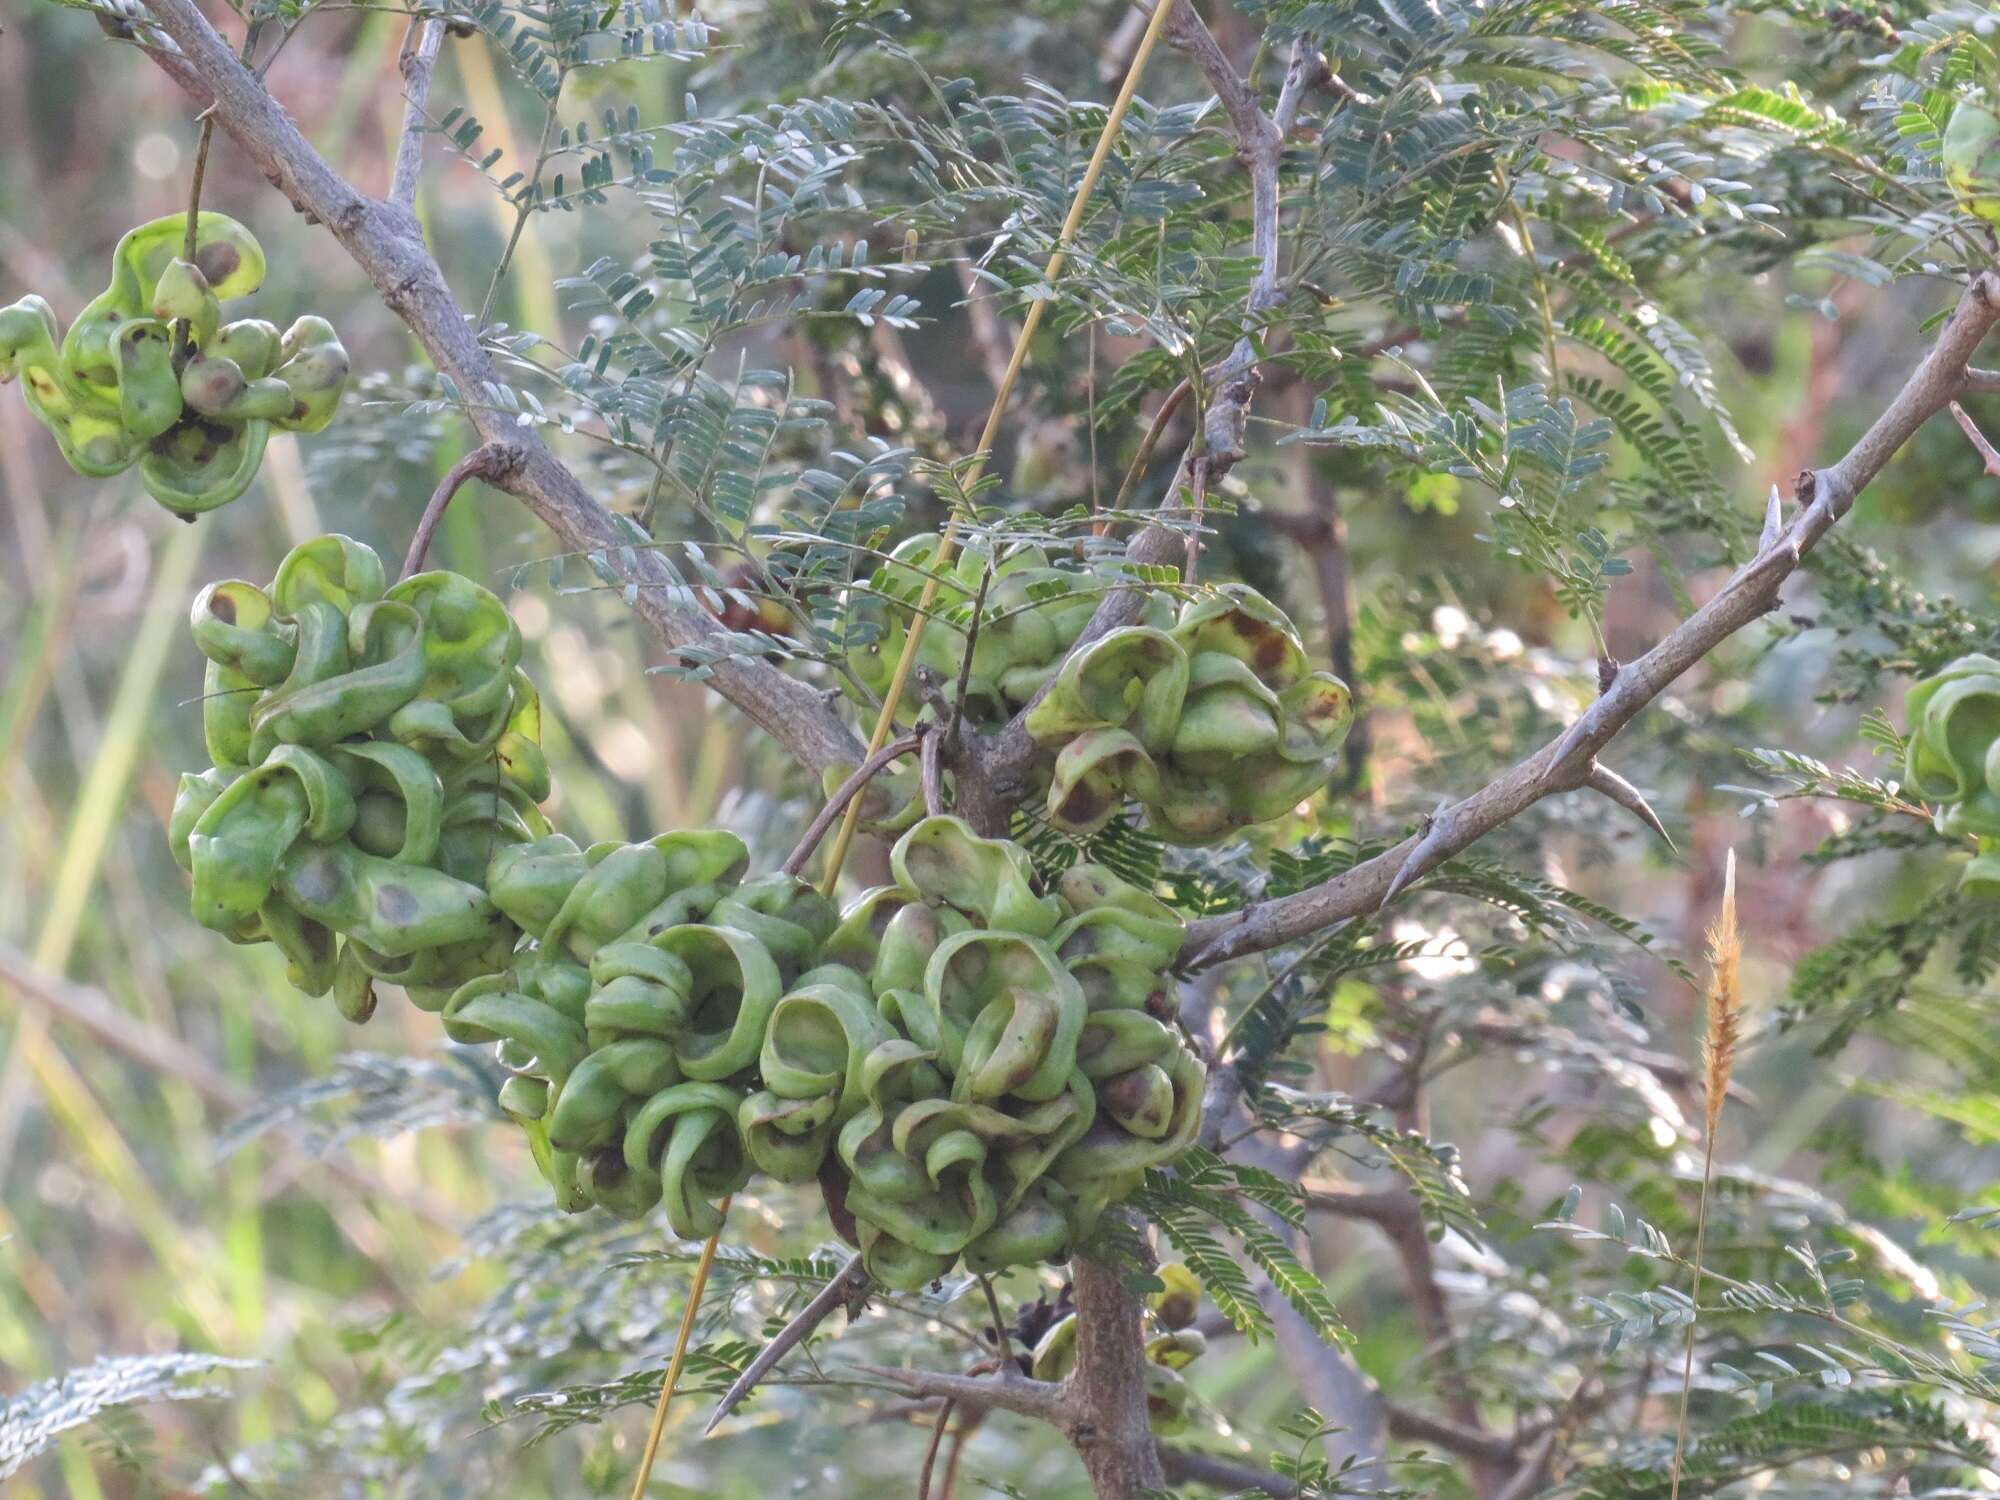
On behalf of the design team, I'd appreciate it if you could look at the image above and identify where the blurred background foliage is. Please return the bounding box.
[10,0,2000,1496]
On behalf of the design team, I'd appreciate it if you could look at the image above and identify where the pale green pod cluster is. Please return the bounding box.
[1945,95,2000,231]
[168,534,552,1016]
[0,213,347,516]
[841,537,1352,843]
[842,535,1158,729]
[1903,654,2000,895]
[1025,583,1353,843]
[454,815,1205,1286]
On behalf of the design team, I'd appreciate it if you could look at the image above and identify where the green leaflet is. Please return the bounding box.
[0,213,348,516]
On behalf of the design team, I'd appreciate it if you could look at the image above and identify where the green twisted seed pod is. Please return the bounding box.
[1031,1314,1080,1381]
[1146,1364,1194,1434]
[914,928,1083,1089]
[186,744,355,931]
[168,767,237,874]
[652,923,784,1081]
[63,213,265,401]
[1052,865,1184,970]
[209,318,283,380]
[1170,654,1283,768]
[337,742,445,866]
[705,873,839,980]
[383,570,524,760]
[487,835,591,938]
[1904,655,2000,833]
[1149,1264,1203,1331]
[112,318,182,442]
[1946,95,2000,229]
[962,1178,1081,1275]
[254,897,339,998]
[821,885,926,973]
[891,815,1063,938]
[739,1089,841,1184]
[269,316,349,433]
[139,416,271,517]
[191,579,296,686]
[151,259,220,350]
[332,940,379,1023]
[1045,728,1161,836]
[271,534,386,615]
[1026,627,1188,752]
[179,351,295,423]
[1068,953,1172,1014]
[869,899,968,995]
[1053,1041,1204,1187]
[277,844,503,959]
[575,1148,661,1220]
[442,973,589,1087]
[1075,1010,1178,1080]
[249,599,426,759]
[542,842,675,962]
[585,942,696,1045]
[623,1081,752,1239]
[548,1040,681,1151]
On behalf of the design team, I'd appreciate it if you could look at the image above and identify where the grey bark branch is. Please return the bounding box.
[133,0,865,778]
[390,16,444,209]
[1180,272,2000,970]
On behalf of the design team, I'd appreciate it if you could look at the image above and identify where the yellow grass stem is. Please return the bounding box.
[814,0,1182,897]
[1670,849,1743,1499]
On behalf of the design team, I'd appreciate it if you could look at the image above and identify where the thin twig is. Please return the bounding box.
[917,1397,957,1500]
[1099,377,1190,536]
[390,16,446,210]
[780,733,923,877]
[1950,399,2000,477]
[400,442,527,580]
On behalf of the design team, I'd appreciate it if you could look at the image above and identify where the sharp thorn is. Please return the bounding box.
[703,1253,869,1436]
[1584,760,1675,852]
[1378,817,1451,910]
[1547,711,1593,774]
[1759,483,1784,553]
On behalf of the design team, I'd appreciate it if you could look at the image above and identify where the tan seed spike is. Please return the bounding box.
[1699,848,1742,1141]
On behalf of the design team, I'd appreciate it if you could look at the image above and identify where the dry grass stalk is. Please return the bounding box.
[1670,849,1744,1499]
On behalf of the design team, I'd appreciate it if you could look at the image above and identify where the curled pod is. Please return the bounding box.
[1024,626,1188,753]
[1053,1041,1205,1188]
[442,971,589,1089]
[185,744,355,932]
[910,928,1082,1092]
[623,1081,752,1239]
[139,414,270,518]
[383,569,525,761]
[650,923,784,1081]
[890,815,1063,938]
[277,843,504,959]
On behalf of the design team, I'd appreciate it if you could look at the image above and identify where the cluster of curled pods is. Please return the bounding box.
[169,537,1208,1287]
[839,535,1353,844]
[0,212,346,516]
